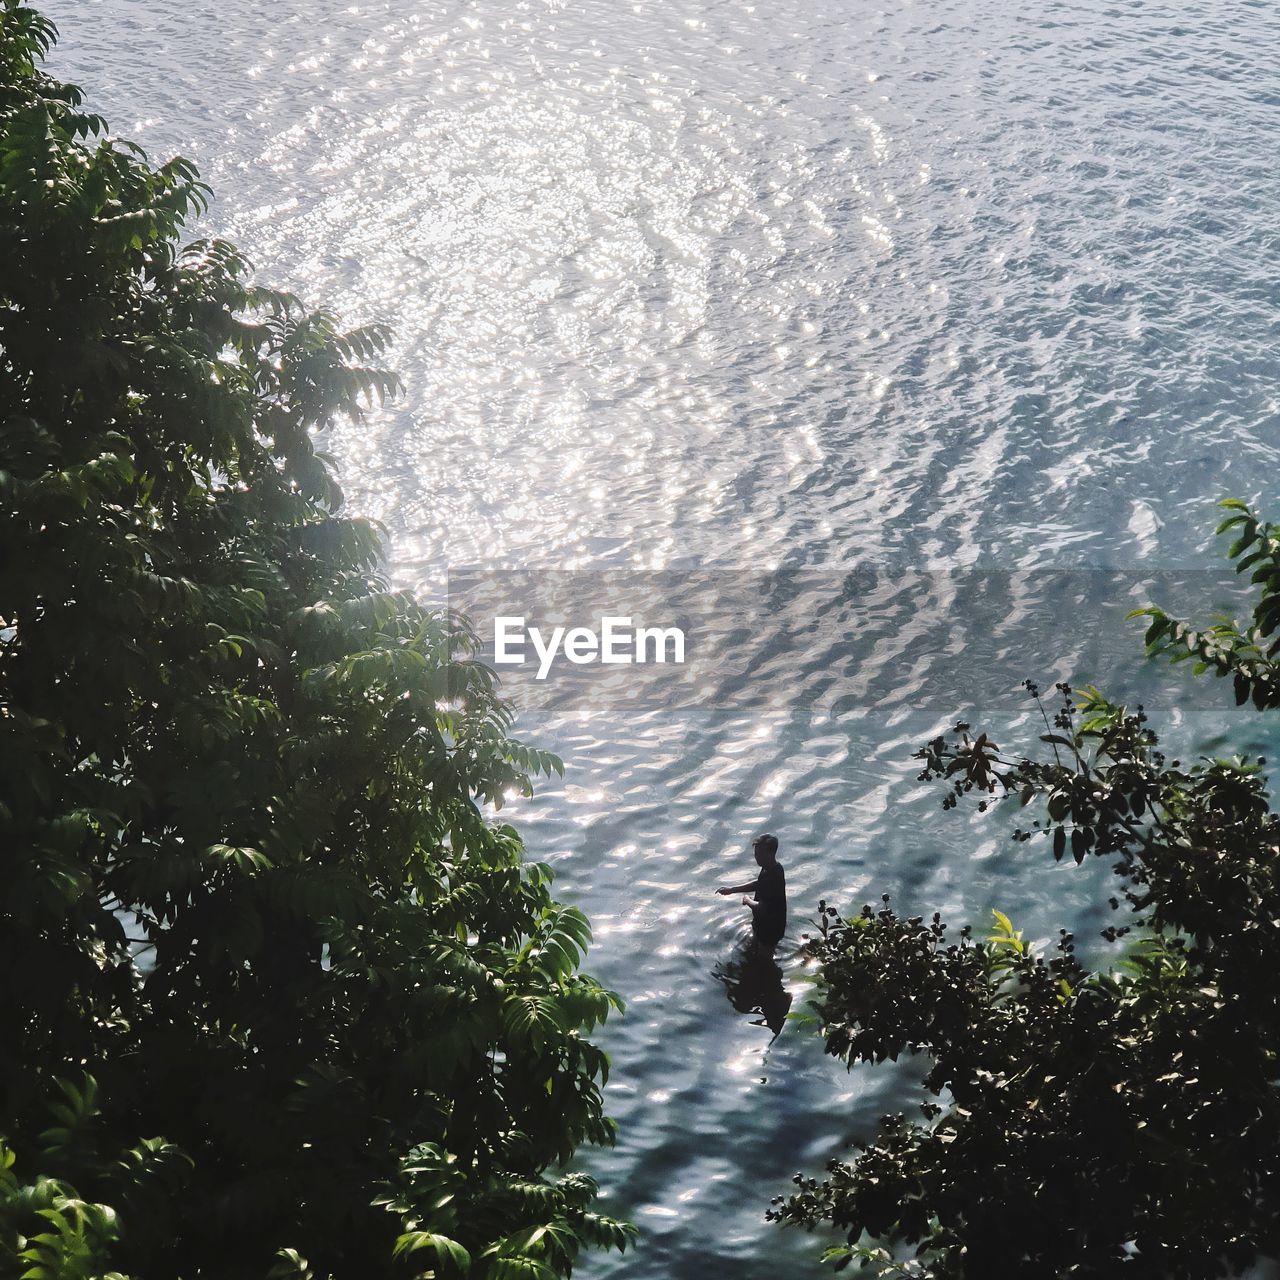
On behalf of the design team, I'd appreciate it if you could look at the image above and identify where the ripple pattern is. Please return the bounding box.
[42,1,1280,1274]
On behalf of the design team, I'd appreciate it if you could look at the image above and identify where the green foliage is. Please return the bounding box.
[1135,499,1280,710]
[0,4,629,1275]
[774,503,1280,1278]
[1,1104,193,1280]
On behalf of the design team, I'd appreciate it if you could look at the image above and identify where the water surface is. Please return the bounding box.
[45,1,1280,1273]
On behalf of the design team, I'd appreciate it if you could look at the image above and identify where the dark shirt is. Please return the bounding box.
[751,862,786,943]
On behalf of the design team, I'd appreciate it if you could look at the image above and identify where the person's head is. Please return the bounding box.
[752,833,779,866]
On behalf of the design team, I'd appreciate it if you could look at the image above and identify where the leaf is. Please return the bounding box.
[392,1232,471,1276]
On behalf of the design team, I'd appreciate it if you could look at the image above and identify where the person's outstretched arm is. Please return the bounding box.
[716,877,759,896]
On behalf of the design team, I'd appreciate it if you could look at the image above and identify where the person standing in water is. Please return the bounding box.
[716,833,786,948]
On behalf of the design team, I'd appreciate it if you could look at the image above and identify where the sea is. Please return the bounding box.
[46,2,1280,1274]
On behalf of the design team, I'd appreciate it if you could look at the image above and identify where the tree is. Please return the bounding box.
[773,503,1280,1278]
[0,4,633,1275]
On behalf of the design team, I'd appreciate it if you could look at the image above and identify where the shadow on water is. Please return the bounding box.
[712,937,793,1040]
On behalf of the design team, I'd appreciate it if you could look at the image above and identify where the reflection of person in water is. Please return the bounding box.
[712,940,792,1037]
[715,832,786,948]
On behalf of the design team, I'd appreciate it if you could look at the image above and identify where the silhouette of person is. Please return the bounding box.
[716,832,786,949]
[712,939,792,1037]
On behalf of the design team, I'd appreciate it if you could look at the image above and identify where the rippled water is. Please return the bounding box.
[46,0,1280,1273]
